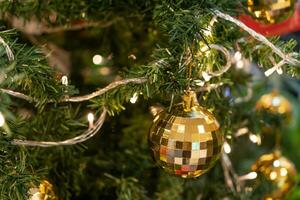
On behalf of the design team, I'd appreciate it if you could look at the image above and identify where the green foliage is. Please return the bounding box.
[0,0,300,199]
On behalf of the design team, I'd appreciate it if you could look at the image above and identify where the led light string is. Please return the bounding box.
[0,10,298,149]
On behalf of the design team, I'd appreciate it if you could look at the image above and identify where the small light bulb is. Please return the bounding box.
[92,55,103,65]
[223,141,231,154]
[87,113,94,122]
[202,72,211,82]
[130,92,138,104]
[0,112,5,127]
[239,171,258,181]
[249,133,259,144]
[61,75,68,86]
[226,135,232,140]
[247,172,258,180]
[87,113,94,128]
[194,80,205,86]
[236,127,249,137]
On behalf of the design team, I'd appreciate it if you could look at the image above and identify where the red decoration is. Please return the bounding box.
[239,4,300,36]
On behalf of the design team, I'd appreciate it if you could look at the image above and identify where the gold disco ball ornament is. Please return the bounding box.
[252,151,297,199]
[148,90,223,178]
[247,0,295,24]
[28,180,57,200]
[256,91,292,116]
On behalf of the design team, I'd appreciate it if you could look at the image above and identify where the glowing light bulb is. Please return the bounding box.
[130,92,138,104]
[239,171,257,181]
[92,55,103,65]
[235,127,249,137]
[247,172,258,180]
[202,72,211,82]
[61,75,68,86]
[223,141,231,154]
[0,112,5,127]
[87,113,94,128]
[249,133,259,144]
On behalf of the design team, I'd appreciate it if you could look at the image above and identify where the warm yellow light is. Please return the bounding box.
[87,113,94,122]
[130,92,138,104]
[249,133,259,144]
[247,172,258,180]
[235,127,249,137]
[202,72,211,82]
[61,75,68,86]
[238,171,257,181]
[93,55,103,65]
[87,113,94,128]
[223,141,231,154]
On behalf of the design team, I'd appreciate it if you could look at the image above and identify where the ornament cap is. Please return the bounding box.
[183,89,200,112]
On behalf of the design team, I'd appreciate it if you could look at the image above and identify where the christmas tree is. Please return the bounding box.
[0,0,300,199]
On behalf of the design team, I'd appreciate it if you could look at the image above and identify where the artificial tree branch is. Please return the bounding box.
[0,88,33,101]
[5,14,122,35]
[12,108,107,147]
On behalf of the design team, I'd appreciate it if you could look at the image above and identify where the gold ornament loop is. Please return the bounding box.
[183,90,200,112]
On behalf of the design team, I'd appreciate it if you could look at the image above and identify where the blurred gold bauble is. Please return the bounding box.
[256,91,292,116]
[252,151,297,199]
[28,180,57,200]
[148,90,223,178]
[247,0,295,24]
